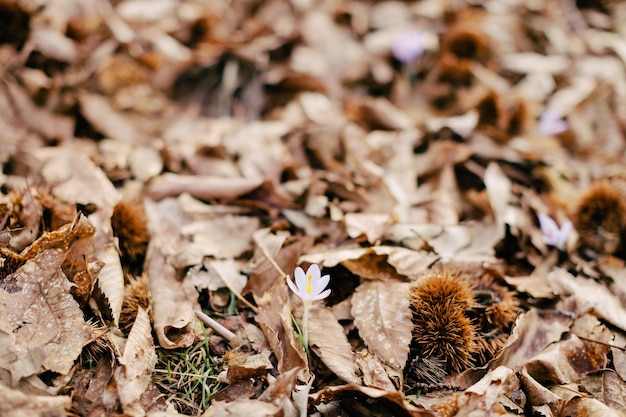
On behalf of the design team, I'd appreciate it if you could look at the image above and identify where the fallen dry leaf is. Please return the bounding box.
[115,308,158,415]
[254,280,307,376]
[147,173,264,201]
[145,204,198,349]
[351,280,412,370]
[93,243,125,327]
[308,305,361,385]
[0,248,89,382]
[4,0,626,414]
[493,308,572,370]
[0,383,71,417]
[447,366,523,416]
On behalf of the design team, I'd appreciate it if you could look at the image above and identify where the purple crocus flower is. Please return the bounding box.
[538,213,572,251]
[391,30,426,64]
[537,108,569,136]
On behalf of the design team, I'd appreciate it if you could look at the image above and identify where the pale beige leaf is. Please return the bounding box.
[115,308,157,414]
[146,239,196,349]
[382,247,440,279]
[493,309,572,370]
[0,384,71,417]
[484,162,511,235]
[147,173,263,201]
[94,243,125,327]
[611,333,626,382]
[7,186,40,252]
[603,370,626,414]
[0,248,89,382]
[7,82,74,141]
[182,215,260,258]
[355,349,396,391]
[524,315,610,385]
[145,200,199,349]
[351,280,412,370]
[202,400,281,417]
[547,268,626,333]
[344,213,391,243]
[79,92,145,143]
[299,246,438,280]
[205,259,247,293]
[36,148,121,218]
[308,306,361,385]
[451,366,522,416]
[562,397,624,417]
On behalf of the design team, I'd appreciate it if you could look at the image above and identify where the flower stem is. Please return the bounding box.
[302,302,311,354]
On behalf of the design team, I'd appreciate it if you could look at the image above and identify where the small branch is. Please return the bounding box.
[195,310,237,344]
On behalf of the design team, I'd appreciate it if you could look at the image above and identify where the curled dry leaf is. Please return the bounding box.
[308,306,361,385]
[145,238,196,349]
[226,350,273,383]
[144,202,198,349]
[351,280,412,370]
[524,334,609,386]
[93,243,125,327]
[115,307,157,414]
[444,366,522,416]
[0,248,89,382]
[310,383,434,416]
[561,396,625,417]
[524,314,611,385]
[6,187,40,252]
[6,82,75,141]
[254,280,307,376]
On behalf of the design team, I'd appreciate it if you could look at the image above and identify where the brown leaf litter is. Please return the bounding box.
[3,0,626,416]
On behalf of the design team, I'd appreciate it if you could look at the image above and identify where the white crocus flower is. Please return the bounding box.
[538,213,572,251]
[287,264,331,302]
[286,264,330,351]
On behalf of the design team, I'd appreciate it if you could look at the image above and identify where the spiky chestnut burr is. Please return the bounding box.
[574,178,626,257]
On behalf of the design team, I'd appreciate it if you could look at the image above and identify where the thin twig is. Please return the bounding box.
[195,310,237,343]
[577,335,626,351]
[255,237,288,278]
[212,266,259,314]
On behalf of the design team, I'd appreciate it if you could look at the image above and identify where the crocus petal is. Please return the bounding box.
[287,276,301,296]
[313,274,330,296]
[557,221,573,250]
[310,288,331,301]
[538,214,558,240]
[306,264,321,281]
[537,109,568,136]
[294,266,308,292]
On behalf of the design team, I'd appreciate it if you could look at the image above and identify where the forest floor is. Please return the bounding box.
[2,0,626,416]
